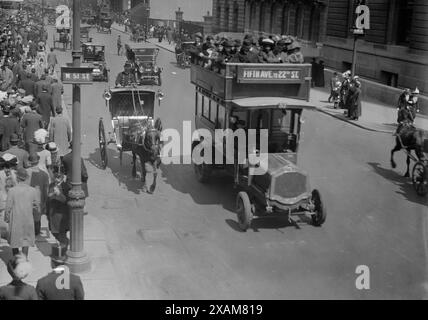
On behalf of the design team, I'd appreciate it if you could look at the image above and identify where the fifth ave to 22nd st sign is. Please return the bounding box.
[238,68,301,83]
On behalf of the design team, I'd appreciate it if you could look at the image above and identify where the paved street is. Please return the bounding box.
[2,24,427,300]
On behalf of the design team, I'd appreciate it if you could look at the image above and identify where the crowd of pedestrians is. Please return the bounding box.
[0,6,86,300]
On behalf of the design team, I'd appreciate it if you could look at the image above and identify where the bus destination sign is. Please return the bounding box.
[237,68,302,84]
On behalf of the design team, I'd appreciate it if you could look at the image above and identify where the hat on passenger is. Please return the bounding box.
[413,87,420,94]
[194,32,203,39]
[288,41,302,50]
[262,38,275,46]
[17,88,25,96]
[222,40,233,48]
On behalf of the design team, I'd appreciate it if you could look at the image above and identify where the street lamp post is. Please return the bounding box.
[65,0,91,274]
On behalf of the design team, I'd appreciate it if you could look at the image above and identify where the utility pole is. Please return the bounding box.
[65,0,91,274]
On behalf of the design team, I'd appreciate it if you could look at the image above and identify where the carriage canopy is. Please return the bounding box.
[108,87,156,119]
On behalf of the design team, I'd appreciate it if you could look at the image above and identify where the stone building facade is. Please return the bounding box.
[211,0,428,93]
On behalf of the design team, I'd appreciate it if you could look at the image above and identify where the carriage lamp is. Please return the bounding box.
[157,90,165,101]
[103,89,112,101]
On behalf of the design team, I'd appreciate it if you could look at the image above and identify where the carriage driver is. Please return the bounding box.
[115,62,137,87]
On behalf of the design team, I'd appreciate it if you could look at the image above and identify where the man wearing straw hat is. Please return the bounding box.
[0,254,38,300]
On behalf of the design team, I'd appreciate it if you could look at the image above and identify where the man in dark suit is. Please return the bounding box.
[34,74,52,99]
[61,142,89,198]
[0,106,21,152]
[18,73,36,97]
[36,259,84,300]
[1,133,29,168]
[21,102,44,152]
[36,84,55,129]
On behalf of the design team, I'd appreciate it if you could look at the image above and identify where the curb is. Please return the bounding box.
[316,107,395,134]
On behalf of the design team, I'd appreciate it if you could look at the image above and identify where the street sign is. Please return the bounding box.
[61,66,94,84]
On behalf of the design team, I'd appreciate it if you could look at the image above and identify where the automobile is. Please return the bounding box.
[82,42,109,82]
[128,44,162,86]
[190,62,326,231]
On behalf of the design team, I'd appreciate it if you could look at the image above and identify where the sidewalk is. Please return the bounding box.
[310,87,428,134]
[0,28,124,299]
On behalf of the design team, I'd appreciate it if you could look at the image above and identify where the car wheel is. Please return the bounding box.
[236,191,254,231]
[311,189,326,226]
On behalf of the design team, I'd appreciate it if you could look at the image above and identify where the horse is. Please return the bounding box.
[391,124,428,177]
[131,118,162,194]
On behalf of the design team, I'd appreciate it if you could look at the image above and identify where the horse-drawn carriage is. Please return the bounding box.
[98,17,112,34]
[53,28,70,50]
[99,85,165,192]
[190,63,326,231]
[175,41,193,68]
[129,45,162,86]
[80,24,92,43]
[82,42,109,82]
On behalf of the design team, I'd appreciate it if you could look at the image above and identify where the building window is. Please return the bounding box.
[295,4,303,38]
[259,2,266,31]
[282,4,289,34]
[217,5,221,27]
[381,71,399,88]
[396,0,414,45]
[233,1,239,32]
[225,2,230,32]
[250,1,257,30]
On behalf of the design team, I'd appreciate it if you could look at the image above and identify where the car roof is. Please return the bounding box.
[110,86,159,94]
[231,97,316,110]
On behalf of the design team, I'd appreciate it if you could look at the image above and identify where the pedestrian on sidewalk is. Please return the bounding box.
[48,105,71,158]
[117,35,122,56]
[2,134,29,169]
[36,84,55,129]
[47,48,58,74]
[47,168,69,252]
[328,72,340,103]
[25,154,49,236]
[348,80,362,121]
[51,78,63,113]
[21,102,44,152]
[36,258,84,300]
[62,142,89,198]
[0,255,38,300]
[4,167,40,258]
[0,104,22,152]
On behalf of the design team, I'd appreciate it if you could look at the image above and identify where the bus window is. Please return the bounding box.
[210,101,217,123]
[217,104,226,129]
[273,109,291,133]
[202,96,210,119]
[196,92,203,115]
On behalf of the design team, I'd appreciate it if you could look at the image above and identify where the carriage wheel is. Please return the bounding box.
[311,189,326,226]
[412,162,428,197]
[99,118,108,169]
[236,192,254,232]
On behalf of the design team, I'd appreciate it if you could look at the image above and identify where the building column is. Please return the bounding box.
[244,0,251,32]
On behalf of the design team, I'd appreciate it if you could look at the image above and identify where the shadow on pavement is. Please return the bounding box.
[160,163,236,213]
[367,162,428,206]
[86,147,144,195]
